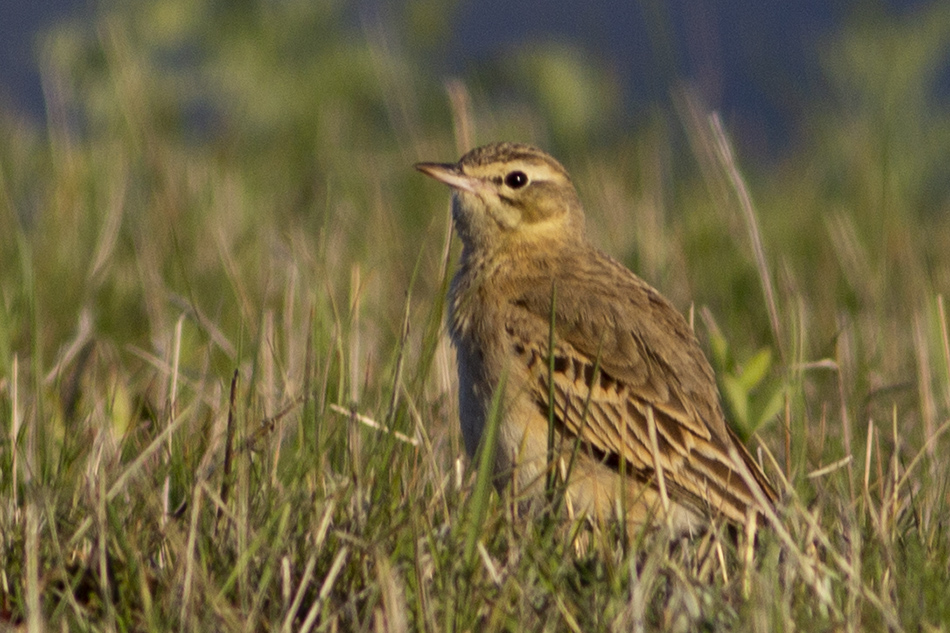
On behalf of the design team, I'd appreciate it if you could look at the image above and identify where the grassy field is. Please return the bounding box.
[2,1,950,631]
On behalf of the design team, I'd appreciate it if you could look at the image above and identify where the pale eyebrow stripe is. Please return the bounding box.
[505,155,569,179]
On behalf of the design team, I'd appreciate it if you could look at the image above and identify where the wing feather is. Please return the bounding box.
[506,246,777,523]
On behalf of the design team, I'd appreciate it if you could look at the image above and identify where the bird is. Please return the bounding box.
[416,142,777,535]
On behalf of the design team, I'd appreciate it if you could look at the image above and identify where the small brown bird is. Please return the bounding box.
[417,142,777,534]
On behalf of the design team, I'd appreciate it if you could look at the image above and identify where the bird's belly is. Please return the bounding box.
[455,344,486,459]
[455,334,704,535]
[455,341,547,486]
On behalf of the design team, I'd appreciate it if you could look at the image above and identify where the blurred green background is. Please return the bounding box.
[2,0,948,407]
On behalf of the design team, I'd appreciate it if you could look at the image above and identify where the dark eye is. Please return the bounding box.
[504,171,528,189]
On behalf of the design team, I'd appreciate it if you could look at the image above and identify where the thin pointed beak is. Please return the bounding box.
[415,162,478,194]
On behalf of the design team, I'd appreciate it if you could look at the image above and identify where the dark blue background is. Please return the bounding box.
[0,0,935,157]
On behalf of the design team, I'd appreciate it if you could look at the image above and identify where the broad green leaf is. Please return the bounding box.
[738,347,773,391]
[722,374,749,428]
[754,385,786,432]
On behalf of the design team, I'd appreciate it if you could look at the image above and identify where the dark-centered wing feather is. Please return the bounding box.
[506,247,777,523]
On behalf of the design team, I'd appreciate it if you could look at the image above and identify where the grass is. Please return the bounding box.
[2,1,950,630]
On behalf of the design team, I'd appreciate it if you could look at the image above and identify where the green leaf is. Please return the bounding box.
[754,385,786,433]
[722,374,749,428]
[464,371,506,567]
[738,347,773,391]
[709,330,730,370]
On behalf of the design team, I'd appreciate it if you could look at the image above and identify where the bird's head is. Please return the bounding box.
[416,142,586,255]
